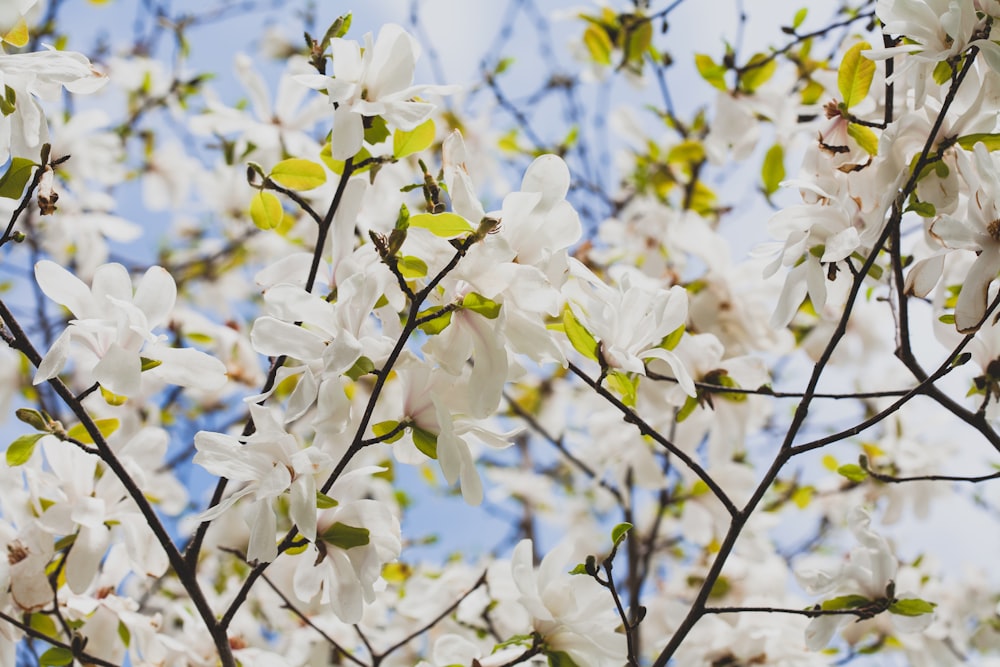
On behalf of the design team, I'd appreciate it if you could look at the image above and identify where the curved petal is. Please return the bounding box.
[956,249,1000,332]
[34,260,93,317]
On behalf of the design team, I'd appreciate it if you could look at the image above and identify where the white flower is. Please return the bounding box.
[194,405,332,563]
[506,539,627,666]
[0,46,106,162]
[33,260,228,397]
[297,23,456,159]
[795,507,934,650]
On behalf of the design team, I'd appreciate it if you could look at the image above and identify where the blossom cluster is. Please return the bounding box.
[1,2,1000,666]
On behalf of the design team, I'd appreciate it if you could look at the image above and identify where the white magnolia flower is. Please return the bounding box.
[0,46,106,162]
[564,262,695,395]
[795,507,934,650]
[194,405,332,563]
[297,23,456,159]
[506,539,627,666]
[33,260,228,397]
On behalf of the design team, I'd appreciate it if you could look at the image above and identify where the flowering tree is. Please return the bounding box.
[3,0,1000,665]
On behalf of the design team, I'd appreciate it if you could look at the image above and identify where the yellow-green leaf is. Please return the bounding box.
[409,212,473,238]
[462,292,501,319]
[583,24,613,66]
[0,157,35,199]
[66,418,120,444]
[838,41,874,109]
[7,433,43,466]
[269,159,326,191]
[372,420,404,444]
[956,133,1000,151]
[562,304,599,362]
[761,143,785,195]
[393,118,435,159]
[623,18,653,65]
[741,53,777,93]
[411,425,438,459]
[695,53,728,91]
[249,191,283,230]
[847,122,879,155]
[606,371,638,407]
[399,255,428,279]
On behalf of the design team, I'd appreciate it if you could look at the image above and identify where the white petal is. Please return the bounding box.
[331,106,363,160]
[133,266,176,328]
[250,316,326,359]
[33,328,71,384]
[34,260,93,317]
[146,345,228,391]
[93,341,141,396]
[956,250,1000,332]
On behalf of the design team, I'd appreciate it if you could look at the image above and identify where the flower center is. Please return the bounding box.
[988,218,1000,242]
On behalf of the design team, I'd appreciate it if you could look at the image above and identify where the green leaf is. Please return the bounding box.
[792,7,808,29]
[583,24,613,66]
[800,78,825,105]
[623,18,653,65]
[611,522,633,546]
[393,118,436,158]
[847,123,879,155]
[269,158,327,191]
[676,393,699,422]
[409,212,473,238]
[761,143,785,196]
[398,255,428,279]
[411,426,438,459]
[837,463,868,483]
[660,324,685,351]
[316,491,339,509]
[821,594,871,611]
[0,84,16,116]
[838,41,875,109]
[372,420,405,444]
[140,356,162,372]
[606,371,638,407]
[320,522,370,550]
[547,650,582,667]
[569,563,589,575]
[250,191,283,230]
[695,53,728,91]
[932,58,954,85]
[66,418,120,444]
[741,53,777,93]
[28,612,58,639]
[40,647,74,667]
[0,157,35,199]
[99,385,128,406]
[345,356,375,381]
[462,292,502,319]
[562,304,599,362]
[889,598,936,616]
[417,307,453,335]
[956,133,1000,151]
[15,408,48,432]
[7,433,43,466]
[364,115,390,145]
[323,12,352,43]
[906,200,936,217]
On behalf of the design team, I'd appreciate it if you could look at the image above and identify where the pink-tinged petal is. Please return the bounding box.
[250,316,326,359]
[904,254,945,297]
[246,499,278,564]
[956,250,1000,332]
[33,328,71,384]
[34,260,93,317]
[65,524,108,594]
[146,345,228,391]
[331,106,363,160]
[93,341,141,396]
[133,266,176,329]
